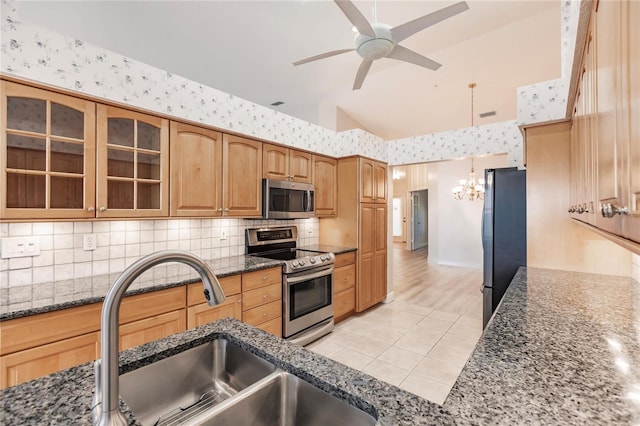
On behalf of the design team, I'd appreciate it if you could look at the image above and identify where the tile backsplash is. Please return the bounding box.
[0,218,319,288]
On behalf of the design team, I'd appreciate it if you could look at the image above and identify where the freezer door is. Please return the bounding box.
[482,169,495,289]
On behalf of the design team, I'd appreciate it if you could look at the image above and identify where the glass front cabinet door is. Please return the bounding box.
[96,105,169,218]
[1,81,96,219]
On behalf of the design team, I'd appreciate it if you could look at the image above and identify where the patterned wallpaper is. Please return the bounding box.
[388,120,524,168]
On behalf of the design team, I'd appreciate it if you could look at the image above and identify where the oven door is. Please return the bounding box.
[283,265,333,338]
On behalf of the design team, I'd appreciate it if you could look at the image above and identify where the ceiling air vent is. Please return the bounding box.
[479,111,496,118]
[270,101,285,106]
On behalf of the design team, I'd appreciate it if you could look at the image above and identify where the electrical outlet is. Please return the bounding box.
[220,229,228,241]
[0,237,41,258]
[83,234,97,251]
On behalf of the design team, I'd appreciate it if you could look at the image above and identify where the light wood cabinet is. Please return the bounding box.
[241,267,282,337]
[263,143,312,183]
[319,156,387,314]
[0,331,99,389]
[332,252,357,323]
[170,121,223,217]
[223,134,263,217]
[360,158,387,204]
[569,0,640,246]
[187,295,242,329]
[96,105,169,217]
[119,310,186,351]
[313,155,337,217]
[1,81,96,219]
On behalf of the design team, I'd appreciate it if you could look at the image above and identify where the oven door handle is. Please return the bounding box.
[287,267,334,285]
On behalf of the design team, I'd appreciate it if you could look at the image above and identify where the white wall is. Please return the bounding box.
[429,155,508,268]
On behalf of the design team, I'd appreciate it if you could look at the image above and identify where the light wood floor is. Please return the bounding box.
[307,244,484,405]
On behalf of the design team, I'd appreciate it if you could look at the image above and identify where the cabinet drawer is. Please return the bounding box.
[242,267,281,291]
[242,300,282,326]
[242,283,282,311]
[120,287,185,324]
[333,264,356,293]
[0,331,100,389]
[334,288,356,319]
[187,294,242,329]
[0,303,102,355]
[334,251,356,268]
[255,317,282,337]
[187,275,241,306]
[119,309,186,351]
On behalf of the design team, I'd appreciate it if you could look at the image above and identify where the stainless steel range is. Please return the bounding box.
[246,226,334,345]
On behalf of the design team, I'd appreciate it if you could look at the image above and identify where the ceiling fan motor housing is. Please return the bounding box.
[355,23,394,60]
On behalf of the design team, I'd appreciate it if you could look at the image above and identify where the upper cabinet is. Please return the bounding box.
[360,158,387,204]
[570,0,640,245]
[313,155,337,217]
[96,105,169,218]
[1,81,96,219]
[170,121,223,217]
[263,143,312,183]
[223,134,263,217]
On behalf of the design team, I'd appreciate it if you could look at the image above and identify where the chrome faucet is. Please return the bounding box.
[92,250,226,426]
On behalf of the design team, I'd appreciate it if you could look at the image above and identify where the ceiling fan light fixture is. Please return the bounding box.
[355,23,394,60]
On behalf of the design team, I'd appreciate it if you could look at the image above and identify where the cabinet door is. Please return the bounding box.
[374,162,388,203]
[96,105,169,217]
[263,143,289,180]
[290,150,312,183]
[187,295,242,329]
[313,155,337,216]
[623,0,640,242]
[223,134,262,217]
[595,0,623,235]
[0,331,99,389]
[359,158,375,202]
[357,204,375,311]
[119,309,186,351]
[170,121,223,217]
[1,81,96,219]
[373,206,387,303]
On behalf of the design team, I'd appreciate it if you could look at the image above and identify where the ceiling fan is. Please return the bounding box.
[293,0,469,90]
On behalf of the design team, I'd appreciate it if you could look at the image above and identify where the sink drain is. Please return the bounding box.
[154,389,226,426]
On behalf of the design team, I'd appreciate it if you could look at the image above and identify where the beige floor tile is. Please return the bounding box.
[425,339,475,368]
[400,375,453,405]
[377,346,425,371]
[447,322,483,341]
[438,332,479,351]
[362,326,406,344]
[427,310,461,322]
[305,338,343,357]
[454,315,482,329]
[415,315,456,332]
[411,357,465,387]
[347,335,393,358]
[394,334,440,356]
[402,304,434,316]
[362,359,411,387]
[324,328,365,347]
[378,311,425,331]
[327,347,374,371]
[335,317,378,336]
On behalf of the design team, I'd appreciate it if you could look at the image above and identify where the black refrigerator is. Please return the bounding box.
[482,167,527,329]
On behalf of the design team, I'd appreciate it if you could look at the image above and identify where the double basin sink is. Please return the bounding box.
[119,338,377,426]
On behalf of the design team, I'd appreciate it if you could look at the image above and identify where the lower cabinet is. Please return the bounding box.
[0,331,100,389]
[119,310,186,351]
[186,275,243,329]
[241,267,283,337]
[333,251,357,323]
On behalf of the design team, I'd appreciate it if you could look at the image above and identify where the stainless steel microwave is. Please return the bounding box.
[263,179,315,219]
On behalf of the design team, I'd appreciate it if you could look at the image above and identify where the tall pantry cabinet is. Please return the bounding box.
[319,156,388,312]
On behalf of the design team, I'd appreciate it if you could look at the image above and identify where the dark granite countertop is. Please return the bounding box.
[0,255,282,321]
[299,244,357,255]
[0,318,455,425]
[446,266,640,425]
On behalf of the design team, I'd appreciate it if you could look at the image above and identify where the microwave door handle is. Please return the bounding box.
[306,190,311,213]
[287,267,334,285]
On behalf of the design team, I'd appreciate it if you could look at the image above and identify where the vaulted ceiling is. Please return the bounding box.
[17,1,561,140]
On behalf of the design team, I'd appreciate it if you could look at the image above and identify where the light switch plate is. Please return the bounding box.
[0,237,41,258]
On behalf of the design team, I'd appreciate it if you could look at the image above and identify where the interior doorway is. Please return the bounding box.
[411,189,428,251]
[392,197,406,243]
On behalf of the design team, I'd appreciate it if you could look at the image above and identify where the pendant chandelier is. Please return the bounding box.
[452,83,485,201]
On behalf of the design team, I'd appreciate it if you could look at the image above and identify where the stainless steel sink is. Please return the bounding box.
[119,338,277,426]
[199,371,378,426]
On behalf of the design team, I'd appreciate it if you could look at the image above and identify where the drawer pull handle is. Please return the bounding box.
[263,276,268,280]
[263,294,268,299]
[263,312,268,317]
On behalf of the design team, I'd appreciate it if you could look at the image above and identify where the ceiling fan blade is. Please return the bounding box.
[292,49,354,66]
[334,0,375,37]
[387,45,441,71]
[391,1,469,43]
[353,59,373,90]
